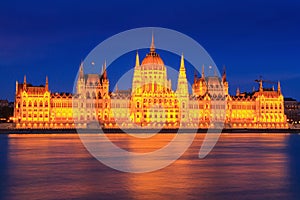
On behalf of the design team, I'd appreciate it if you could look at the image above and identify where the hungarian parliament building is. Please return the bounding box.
[13,38,288,129]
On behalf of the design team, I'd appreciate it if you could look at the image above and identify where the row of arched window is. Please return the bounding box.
[23,101,48,107]
[261,103,282,110]
[86,92,107,99]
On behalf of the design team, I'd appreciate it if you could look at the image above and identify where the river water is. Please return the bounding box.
[0,133,300,200]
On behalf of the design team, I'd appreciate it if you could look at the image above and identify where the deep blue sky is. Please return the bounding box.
[0,0,300,101]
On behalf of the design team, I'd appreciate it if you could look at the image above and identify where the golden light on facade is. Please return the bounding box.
[13,38,288,129]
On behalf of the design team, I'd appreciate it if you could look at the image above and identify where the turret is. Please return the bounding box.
[176,53,188,96]
[23,75,27,91]
[222,66,229,95]
[194,69,198,84]
[222,66,227,83]
[132,52,142,94]
[236,87,240,96]
[16,81,18,95]
[135,51,140,67]
[45,76,49,91]
[79,62,84,79]
[100,60,109,95]
[259,80,263,92]
[115,84,119,93]
[76,62,85,94]
[176,53,189,124]
[102,60,108,80]
[214,66,218,77]
[278,81,281,94]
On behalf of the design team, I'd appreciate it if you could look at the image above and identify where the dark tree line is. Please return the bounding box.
[0,106,13,121]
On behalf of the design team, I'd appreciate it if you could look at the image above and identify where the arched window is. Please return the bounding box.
[86,92,90,99]
[39,101,43,107]
[34,101,37,107]
[45,101,48,107]
[29,101,32,107]
[23,101,26,107]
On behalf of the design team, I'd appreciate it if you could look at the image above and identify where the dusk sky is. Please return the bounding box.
[1,0,299,101]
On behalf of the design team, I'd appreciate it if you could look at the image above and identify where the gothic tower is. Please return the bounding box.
[222,66,229,96]
[76,62,85,95]
[176,54,189,124]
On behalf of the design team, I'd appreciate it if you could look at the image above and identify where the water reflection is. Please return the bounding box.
[0,135,9,198]
[287,134,300,199]
[0,133,299,199]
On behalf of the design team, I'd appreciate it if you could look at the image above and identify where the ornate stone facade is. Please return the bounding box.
[14,38,288,129]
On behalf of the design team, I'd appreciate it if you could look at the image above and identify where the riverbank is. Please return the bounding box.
[1,127,300,134]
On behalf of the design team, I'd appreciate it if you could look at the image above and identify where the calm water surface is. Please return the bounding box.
[0,133,300,200]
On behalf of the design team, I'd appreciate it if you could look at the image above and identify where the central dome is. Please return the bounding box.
[141,35,164,65]
[141,51,164,65]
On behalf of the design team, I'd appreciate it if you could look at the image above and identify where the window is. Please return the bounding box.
[86,92,90,99]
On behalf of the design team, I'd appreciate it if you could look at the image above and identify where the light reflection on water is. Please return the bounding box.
[0,133,299,200]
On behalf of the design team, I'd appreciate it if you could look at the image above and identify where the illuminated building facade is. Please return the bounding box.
[14,37,288,129]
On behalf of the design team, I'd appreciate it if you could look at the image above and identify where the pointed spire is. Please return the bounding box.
[176,53,188,96]
[278,81,281,94]
[236,87,240,96]
[194,69,198,84]
[201,65,205,78]
[102,60,107,80]
[135,51,140,67]
[79,62,84,79]
[259,80,263,92]
[150,32,155,52]
[115,84,119,93]
[16,81,18,95]
[45,76,49,91]
[23,75,27,90]
[222,65,227,83]
[180,53,185,70]
[213,66,218,77]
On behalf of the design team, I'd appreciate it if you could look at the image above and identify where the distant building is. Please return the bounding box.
[0,99,13,122]
[284,98,300,124]
[0,100,9,107]
[13,37,289,129]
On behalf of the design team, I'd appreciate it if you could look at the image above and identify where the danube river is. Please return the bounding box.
[0,133,300,200]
